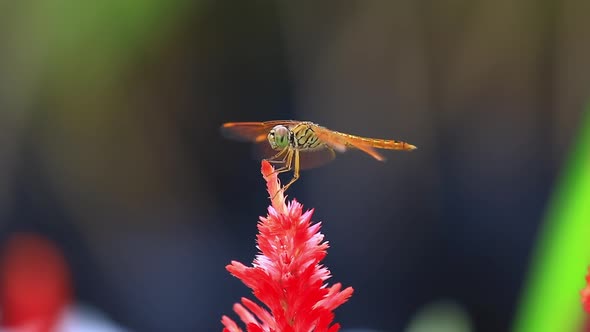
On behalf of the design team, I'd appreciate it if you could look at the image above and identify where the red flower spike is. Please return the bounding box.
[0,233,72,332]
[222,160,354,332]
[582,266,590,313]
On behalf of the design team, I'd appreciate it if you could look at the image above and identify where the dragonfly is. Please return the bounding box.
[221,120,417,194]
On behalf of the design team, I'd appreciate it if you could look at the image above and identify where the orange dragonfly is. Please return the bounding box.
[221,120,417,194]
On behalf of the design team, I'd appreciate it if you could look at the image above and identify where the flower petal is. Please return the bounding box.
[221,315,243,332]
[222,161,353,331]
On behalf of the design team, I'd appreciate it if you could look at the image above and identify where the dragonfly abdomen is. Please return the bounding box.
[338,132,416,151]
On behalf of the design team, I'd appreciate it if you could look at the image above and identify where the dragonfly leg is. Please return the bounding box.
[265,147,288,164]
[270,150,294,200]
[280,149,300,193]
[270,149,294,175]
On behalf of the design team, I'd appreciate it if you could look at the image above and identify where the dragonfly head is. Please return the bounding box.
[268,125,290,150]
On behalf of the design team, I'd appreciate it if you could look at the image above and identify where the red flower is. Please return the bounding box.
[221,161,354,332]
[0,233,72,332]
[582,267,590,313]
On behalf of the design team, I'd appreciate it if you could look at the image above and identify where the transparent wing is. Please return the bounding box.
[312,126,387,161]
[298,149,337,170]
[253,142,336,170]
[220,120,301,143]
[341,138,387,161]
[309,125,348,153]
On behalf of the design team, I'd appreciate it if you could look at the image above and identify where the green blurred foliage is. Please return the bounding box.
[514,106,590,332]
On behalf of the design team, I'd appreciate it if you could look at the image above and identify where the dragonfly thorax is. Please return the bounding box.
[268,125,291,150]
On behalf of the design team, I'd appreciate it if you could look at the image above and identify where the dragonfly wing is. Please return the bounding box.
[346,142,386,161]
[253,142,336,170]
[312,126,348,153]
[221,120,301,143]
[298,148,336,170]
[220,122,274,143]
[314,126,386,161]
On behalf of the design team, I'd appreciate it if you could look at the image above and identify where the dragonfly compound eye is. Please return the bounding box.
[269,125,290,149]
[267,129,277,149]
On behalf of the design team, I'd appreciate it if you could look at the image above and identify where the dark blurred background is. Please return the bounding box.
[1,1,589,331]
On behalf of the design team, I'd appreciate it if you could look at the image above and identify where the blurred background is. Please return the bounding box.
[1,1,589,331]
